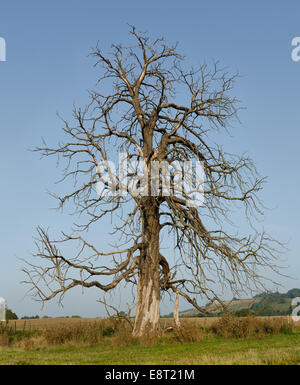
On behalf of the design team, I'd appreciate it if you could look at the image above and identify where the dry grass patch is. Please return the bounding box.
[210,313,294,339]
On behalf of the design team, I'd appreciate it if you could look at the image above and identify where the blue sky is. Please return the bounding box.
[0,1,299,317]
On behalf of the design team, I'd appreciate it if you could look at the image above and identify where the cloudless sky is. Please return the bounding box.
[0,0,300,318]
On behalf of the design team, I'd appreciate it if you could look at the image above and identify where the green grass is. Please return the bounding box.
[1,333,300,365]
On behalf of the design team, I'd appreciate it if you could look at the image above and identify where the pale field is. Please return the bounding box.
[7,315,298,330]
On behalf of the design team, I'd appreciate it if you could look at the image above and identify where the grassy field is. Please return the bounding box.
[1,334,300,365]
[1,316,300,365]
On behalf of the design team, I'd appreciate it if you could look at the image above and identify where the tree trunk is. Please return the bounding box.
[174,292,181,329]
[133,198,161,336]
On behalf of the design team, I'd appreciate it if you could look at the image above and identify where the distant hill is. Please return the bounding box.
[163,288,300,318]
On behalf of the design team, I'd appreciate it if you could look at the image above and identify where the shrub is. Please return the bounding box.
[6,309,18,320]
[171,320,206,343]
[234,309,255,317]
[44,318,120,345]
[210,313,293,339]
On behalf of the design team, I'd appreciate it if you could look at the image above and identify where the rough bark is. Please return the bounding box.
[133,198,161,336]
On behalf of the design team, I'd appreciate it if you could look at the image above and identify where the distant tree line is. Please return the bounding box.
[4,308,83,321]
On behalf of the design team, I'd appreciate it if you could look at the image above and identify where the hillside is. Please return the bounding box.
[165,288,300,318]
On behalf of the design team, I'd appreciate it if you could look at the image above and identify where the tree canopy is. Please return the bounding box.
[23,27,282,335]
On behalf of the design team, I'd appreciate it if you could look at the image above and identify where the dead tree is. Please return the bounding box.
[23,27,282,336]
